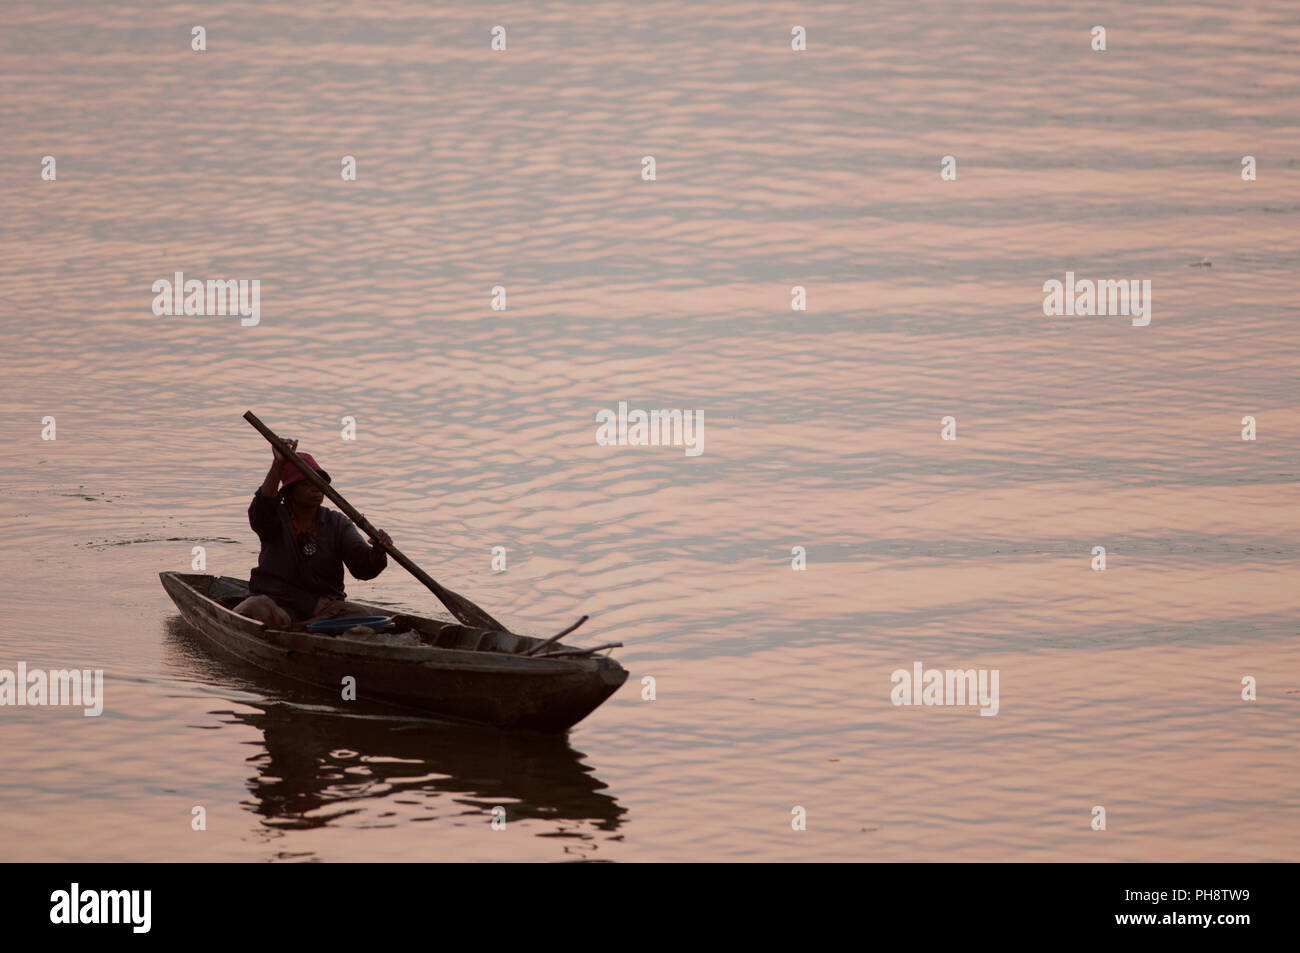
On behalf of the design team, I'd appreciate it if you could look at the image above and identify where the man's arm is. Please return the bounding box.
[260,437,296,498]
[259,460,284,498]
[249,441,292,539]
[249,487,281,540]
[341,523,389,580]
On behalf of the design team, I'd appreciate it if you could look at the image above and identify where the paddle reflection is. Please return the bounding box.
[164,617,626,834]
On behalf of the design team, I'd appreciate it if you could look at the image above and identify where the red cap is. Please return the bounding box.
[280,452,331,490]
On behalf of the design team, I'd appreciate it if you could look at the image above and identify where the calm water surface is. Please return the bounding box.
[1,0,1298,861]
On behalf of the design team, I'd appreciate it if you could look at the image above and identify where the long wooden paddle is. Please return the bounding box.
[244,411,508,633]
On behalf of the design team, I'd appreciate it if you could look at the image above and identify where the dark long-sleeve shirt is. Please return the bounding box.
[247,489,386,621]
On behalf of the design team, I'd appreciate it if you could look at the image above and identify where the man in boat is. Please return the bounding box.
[234,439,393,627]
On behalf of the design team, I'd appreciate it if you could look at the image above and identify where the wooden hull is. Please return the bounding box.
[159,572,627,733]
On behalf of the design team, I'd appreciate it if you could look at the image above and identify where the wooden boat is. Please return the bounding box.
[159,572,628,732]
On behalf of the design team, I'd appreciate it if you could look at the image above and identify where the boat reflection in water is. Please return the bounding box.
[164,617,626,842]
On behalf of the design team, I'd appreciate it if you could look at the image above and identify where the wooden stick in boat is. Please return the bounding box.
[537,642,622,659]
[522,614,589,656]
[244,411,508,633]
